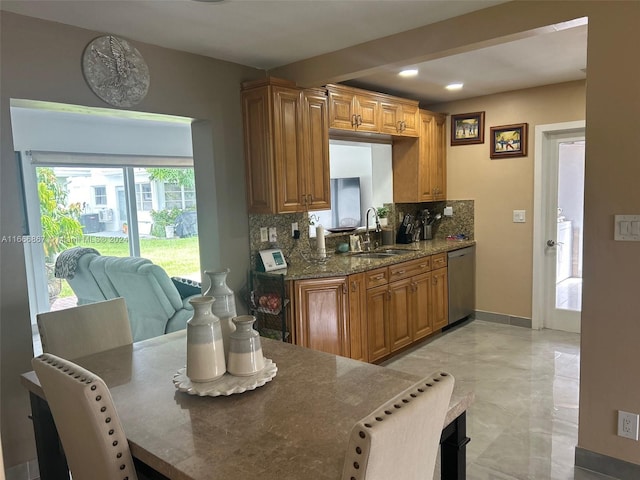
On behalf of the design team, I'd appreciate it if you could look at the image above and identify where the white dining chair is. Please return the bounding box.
[37,298,133,360]
[341,371,454,480]
[32,353,138,480]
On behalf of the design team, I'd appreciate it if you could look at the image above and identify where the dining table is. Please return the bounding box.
[21,330,473,480]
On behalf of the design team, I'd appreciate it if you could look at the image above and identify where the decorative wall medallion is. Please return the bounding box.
[82,35,150,107]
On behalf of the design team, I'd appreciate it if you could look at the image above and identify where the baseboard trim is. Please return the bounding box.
[575,446,640,479]
[474,310,532,328]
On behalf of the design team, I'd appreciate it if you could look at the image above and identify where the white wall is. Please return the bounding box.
[10,106,193,156]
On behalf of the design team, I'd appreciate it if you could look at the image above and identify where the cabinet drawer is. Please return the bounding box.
[388,261,414,282]
[365,267,388,289]
[431,252,447,270]
[403,256,431,276]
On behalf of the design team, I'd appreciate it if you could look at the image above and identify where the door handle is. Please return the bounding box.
[546,240,564,247]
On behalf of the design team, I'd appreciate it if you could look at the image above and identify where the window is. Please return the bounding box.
[136,183,152,211]
[94,185,107,205]
[164,183,196,209]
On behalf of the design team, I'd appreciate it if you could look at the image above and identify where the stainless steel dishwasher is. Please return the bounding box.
[447,246,476,325]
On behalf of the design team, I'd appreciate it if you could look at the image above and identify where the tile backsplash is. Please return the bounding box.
[248,200,474,269]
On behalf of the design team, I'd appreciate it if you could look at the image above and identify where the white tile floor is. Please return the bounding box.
[383,320,617,480]
[556,277,583,311]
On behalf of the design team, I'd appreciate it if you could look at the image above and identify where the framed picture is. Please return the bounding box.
[490,123,528,158]
[451,111,485,146]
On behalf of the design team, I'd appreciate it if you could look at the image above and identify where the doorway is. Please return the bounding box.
[532,121,585,332]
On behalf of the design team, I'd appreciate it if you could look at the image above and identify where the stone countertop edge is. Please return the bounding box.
[279,239,476,281]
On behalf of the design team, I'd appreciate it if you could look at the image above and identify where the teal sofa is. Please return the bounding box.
[58,249,201,342]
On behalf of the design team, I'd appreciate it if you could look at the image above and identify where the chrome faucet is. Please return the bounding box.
[362,207,381,252]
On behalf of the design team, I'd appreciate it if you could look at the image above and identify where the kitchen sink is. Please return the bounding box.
[353,252,397,259]
[376,249,413,255]
[352,249,412,259]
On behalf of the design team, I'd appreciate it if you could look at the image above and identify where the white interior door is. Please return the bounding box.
[532,121,585,332]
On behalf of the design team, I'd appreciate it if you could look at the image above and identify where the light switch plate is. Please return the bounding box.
[268,227,277,243]
[513,210,526,223]
[444,206,453,216]
[614,215,640,241]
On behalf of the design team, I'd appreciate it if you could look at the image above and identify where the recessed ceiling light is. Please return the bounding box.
[398,69,419,78]
[445,83,464,91]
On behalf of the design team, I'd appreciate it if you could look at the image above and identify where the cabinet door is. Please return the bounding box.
[388,279,413,352]
[327,88,356,130]
[379,101,402,135]
[431,267,449,331]
[354,95,379,132]
[418,111,435,202]
[242,87,276,213]
[348,273,368,362]
[294,277,349,356]
[412,272,433,340]
[302,90,331,211]
[431,113,447,200]
[399,103,420,137]
[367,284,391,362]
[273,86,305,213]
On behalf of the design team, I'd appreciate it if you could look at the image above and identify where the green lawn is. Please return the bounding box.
[59,235,200,298]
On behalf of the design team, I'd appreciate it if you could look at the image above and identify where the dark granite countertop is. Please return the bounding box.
[271,238,476,280]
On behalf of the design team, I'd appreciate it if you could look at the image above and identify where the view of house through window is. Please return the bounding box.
[38,165,200,310]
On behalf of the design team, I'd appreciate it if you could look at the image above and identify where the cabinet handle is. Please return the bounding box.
[372,274,384,281]
[419,263,428,269]
[351,114,357,127]
[351,281,357,292]
[308,194,313,204]
[400,120,406,132]
[433,277,438,286]
[386,290,391,300]
[397,120,403,132]
[357,115,363,126]
[392,269,405,276]
[343,283,348,294]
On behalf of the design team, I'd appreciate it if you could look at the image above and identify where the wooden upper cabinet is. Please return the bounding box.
[392,109,447,203]
[272,86,305,213]
[430,112,447,200]
[241,78,330,213]
[326,84,418,137]
[302,89,331,211]
[380,101,419,137]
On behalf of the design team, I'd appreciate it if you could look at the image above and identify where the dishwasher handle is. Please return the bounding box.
[448,246,474,259]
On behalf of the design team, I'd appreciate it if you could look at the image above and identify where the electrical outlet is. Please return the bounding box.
[268,227,277,243]
[291,222,298,237]
[618,410,639,440]
[260,227,268,242]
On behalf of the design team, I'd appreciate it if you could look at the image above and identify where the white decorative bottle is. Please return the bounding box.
[227,315,265,376]
[204,268,237,358]
[186,296,226,382]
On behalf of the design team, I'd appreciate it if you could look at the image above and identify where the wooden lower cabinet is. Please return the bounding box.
[431,267,449,331]
[293,277,349,357]
[388,278,413,351]
[366,284,391,362]
[412,272,433,340]
[347,273,368,362]
[290,256,450,363]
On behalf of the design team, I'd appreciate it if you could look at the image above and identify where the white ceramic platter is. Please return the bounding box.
[173,358,277,396]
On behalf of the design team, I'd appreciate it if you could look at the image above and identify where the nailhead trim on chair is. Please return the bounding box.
[37,354,135,480]
[343,372,451,480]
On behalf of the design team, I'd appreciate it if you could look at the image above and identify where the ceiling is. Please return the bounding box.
[1,0,587,104]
